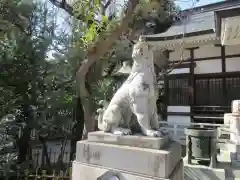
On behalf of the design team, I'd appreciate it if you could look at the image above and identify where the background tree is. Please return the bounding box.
[0,0,181,169]
[0,0,75,169]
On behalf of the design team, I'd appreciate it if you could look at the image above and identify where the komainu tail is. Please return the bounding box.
[96,100,109,131]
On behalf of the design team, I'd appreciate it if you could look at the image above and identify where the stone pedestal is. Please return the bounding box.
[72,131,183,180]
[223,100,240,166]
[183,156,225,180]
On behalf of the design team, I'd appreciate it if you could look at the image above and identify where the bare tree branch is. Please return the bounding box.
[77,0,140,81]
[48,0,74,15]
[104,0,114,10]
[48,0,101,24]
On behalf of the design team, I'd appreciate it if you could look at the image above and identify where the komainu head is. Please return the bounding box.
[132,36,153,60]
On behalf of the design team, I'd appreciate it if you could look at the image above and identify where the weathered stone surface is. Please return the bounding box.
[224,113,240,127]
[232,100,240,113]
[76,140,181,178]
[184,164,225,180]
[170,159,183,180]
[72,160,183,180]
[224,113,240,145]
[223,100,240,165]
[185,127,217,137]
[225,142,240,153]
[88,131,170,149]
[97,36,162,137]
[184,155,240,180]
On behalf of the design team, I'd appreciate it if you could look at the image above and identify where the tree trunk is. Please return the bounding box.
[39,136,51,168]
[70,96,85,160]
[17,104,32,164]
[56,137,67,171]
[17,125,31,163]
[78,74,95,139]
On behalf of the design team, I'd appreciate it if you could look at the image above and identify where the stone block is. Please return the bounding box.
[183,154,240,180]
[72,159,183,180]
[224,113,240,128]
[76,140,181,178]
[230,119,240,135]
[226,142,240,153]
[184,163,225,180]
[230,152,240,162]
[88,131,170,149]
[232,100,240,113]
[231,160,240,168]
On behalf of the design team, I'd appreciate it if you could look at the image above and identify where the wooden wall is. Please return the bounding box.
[165,44,240,124]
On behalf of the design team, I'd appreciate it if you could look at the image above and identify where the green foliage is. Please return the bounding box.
[71,0,119,48]
[0,0,32,38]
[0,114,20,178]
[0,0,75,120]
[70,0,178,57]
[0,1,78,174]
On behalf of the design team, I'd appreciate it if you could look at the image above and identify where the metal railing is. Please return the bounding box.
[0,168,72,180]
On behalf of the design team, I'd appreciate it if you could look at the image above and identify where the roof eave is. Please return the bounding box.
[145,29,215,42]
[147,33,220,50]
[215,7,240,37]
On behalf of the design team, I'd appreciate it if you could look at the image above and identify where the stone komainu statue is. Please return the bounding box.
[97,36,161,137]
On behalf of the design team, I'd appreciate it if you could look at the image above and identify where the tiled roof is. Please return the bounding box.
[146,11,215,40]
[145,1,240,41]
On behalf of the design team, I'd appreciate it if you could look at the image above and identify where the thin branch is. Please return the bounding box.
[104,0,114,10]
[78,0,139,77]
[48,0,74,16]
[48,0,101,24]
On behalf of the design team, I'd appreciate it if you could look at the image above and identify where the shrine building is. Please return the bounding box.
[145,0,240,124]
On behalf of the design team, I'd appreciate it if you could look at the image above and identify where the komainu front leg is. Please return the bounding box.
[150,113,162,137]
[99,104,121,132]
[151,112,160,130]
[148,97,159,129]
[132,97,161,137]
[149,97,163,136]
[101,104,132,136]
[113,127,132,136]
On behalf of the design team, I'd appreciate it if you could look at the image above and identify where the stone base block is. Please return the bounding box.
[231,100,240,113]
[72,160,183,180]
[183,156,240,180]
[88,131,170,149]
[226,142,240,153]
[184,163,225,180]
[224,113,240,127]
[231,160,240,168]
[231,152,240,161]
[76,140,181,178]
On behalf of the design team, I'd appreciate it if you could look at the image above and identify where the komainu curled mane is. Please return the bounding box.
[97,36,161,137]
